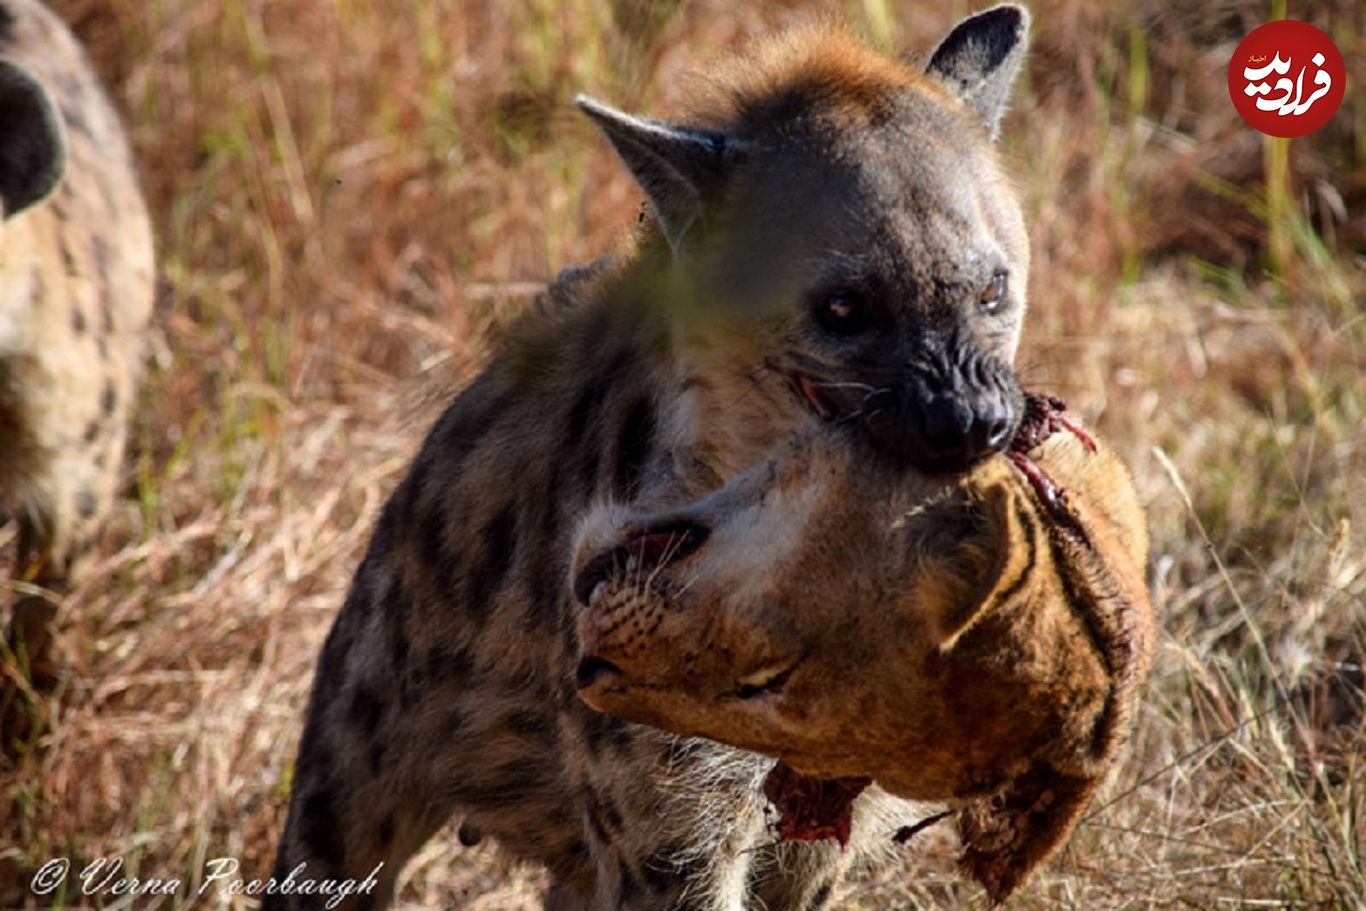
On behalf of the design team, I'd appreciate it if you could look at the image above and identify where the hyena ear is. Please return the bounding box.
[0,59,66,218]
[576,94,731,256]
[925,4,1030,140]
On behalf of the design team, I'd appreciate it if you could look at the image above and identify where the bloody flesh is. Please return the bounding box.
[1014,393,1097,454]
[1007,393,1097,541]
[762,762,871,848]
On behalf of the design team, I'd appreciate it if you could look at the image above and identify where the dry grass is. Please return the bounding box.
[2,0,1364,908]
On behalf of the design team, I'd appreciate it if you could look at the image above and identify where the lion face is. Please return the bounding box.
[568,422,1153,899]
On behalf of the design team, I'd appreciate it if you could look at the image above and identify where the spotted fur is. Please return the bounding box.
[273,8,1036,909]
[0,0,153,711]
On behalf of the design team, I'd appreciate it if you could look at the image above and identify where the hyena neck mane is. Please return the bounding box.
[690,26,954,127]
[495,252,798,509]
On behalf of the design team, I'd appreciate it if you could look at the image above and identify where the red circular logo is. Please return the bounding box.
[1228,20,1346,138]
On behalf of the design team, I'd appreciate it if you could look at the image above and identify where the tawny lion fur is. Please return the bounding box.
[573,419,1154,902]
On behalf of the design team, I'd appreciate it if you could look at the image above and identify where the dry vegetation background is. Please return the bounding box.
[2,0,1364,907]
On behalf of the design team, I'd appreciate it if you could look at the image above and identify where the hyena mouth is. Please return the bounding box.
[571,520,710,606]
[789,372,836,420]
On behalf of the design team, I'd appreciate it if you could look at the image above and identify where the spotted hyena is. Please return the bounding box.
[0,0,154,702]
[571,395,1154,902]
[273,7,1036,909]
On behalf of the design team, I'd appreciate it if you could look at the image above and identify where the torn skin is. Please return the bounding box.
[762,762,871,848]
[1013,393,1097,455]
[1007,393,1097,541]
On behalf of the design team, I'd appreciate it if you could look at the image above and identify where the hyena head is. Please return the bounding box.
[580,6,1031,476]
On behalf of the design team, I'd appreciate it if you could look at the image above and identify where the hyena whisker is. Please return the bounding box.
[812,380,880,393]
[839,406,885,427]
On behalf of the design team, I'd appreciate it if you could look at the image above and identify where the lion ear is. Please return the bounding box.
[957,767,1100,904]
[925,482,1030,650]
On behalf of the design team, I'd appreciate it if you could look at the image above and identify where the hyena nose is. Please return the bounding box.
[912,393,1014,473]
[982,408,1014,450]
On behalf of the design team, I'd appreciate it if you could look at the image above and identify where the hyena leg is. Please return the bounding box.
[575,822,760,911]
[749,840,849,911]
[1,521,64,759]
[265,493,519,911]
[271,513,585,910]
[562,732,770,911]
[268,576,457,910]
[0,586,59,758]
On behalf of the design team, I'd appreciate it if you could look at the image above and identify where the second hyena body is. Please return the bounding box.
[0,0,154,735]
[275,7,1034,909]
[0,0,153,579]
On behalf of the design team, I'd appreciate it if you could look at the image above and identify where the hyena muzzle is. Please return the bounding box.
[272,7,1036,909]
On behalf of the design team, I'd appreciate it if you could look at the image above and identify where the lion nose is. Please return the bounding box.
[909,392,1014,474]
[575,655,623,689]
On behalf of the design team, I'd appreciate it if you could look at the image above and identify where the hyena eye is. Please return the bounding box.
[978,272,1008,314]
[815,291,868,335]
